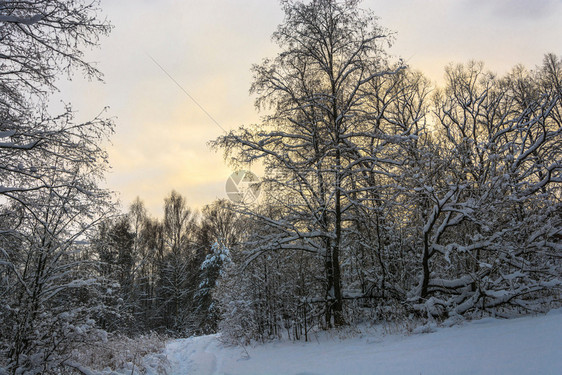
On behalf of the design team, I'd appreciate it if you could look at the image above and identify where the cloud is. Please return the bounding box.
[64,0,562,217]
[466,0,561,19]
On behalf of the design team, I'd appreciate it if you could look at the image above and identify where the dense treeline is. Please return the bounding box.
[92,195,242,336]
[210,0,562,343]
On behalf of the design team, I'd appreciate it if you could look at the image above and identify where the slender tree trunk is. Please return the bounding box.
[421,230,430,299]
[325,237,333,328]
[332,150,345,327]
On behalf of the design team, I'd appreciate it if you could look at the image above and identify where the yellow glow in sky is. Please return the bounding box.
[53,0,562,216]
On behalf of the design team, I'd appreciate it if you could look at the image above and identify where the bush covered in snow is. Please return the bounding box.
[67,332,169,375]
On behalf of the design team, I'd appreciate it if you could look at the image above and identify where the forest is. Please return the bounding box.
[0,0,560,373]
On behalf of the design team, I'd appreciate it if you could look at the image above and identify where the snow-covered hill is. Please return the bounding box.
[158,309,562,375]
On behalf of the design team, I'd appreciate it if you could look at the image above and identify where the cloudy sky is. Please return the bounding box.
[54,0,562,216]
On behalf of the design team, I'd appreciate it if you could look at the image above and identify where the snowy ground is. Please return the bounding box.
[156,309,562,375]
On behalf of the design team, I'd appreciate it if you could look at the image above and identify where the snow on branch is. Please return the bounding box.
[0,14,43,25]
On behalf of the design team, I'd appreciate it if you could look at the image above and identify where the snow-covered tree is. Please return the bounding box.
[212,0,415,330]
[156,191,199,333]
[213,1,560,338]
[405,58,562,317]
[193,241,232,334]
[1,149,113,373]
[0,0,113,372]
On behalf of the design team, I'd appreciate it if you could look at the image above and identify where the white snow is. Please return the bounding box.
[155,309,562,375]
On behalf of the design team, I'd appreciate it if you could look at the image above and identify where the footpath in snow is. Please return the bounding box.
[160,309,562,375]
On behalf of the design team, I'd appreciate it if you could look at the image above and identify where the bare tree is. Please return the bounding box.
[0,1,114,372]
[157,191,198,332]
[0,0,112,200]
[213,0,415,329]
[1,147,113,373]
[410,58,562,317]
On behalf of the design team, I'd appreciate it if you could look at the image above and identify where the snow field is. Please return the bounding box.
[159,309,562,375]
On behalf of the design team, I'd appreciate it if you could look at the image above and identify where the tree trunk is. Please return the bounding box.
[332,151,345,327]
